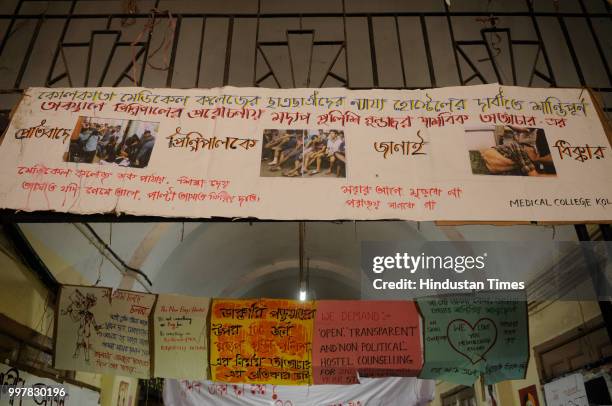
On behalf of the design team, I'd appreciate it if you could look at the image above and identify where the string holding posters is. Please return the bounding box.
[312,300,422,384]
[0,85,610,222]
[152,294,211,379]
[54,285,156,378]
[209,298,316,385]
[417,294,529,385]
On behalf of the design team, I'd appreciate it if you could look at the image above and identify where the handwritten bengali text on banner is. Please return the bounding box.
[209,298,316,385]
[0,85,610,222]
[0,362,100,406]
[417,295,529,385]
[54,286,155,379]
[164,377,436,406]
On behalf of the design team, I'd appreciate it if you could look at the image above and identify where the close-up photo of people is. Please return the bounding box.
[260,129,347,178]
[64,116,159,169]
[466,125,556,177]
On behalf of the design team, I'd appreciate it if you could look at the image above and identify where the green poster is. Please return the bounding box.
[417,295,529,385]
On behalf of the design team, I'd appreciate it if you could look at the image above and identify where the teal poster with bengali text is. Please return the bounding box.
[417,294,529,385]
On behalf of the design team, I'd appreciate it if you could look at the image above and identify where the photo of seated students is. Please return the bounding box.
[466,125,556,177]
[64,116,159,169]
[260,129,347,178]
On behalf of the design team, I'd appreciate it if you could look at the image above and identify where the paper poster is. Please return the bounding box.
[543,373,589,406]
[0,362,100,406]
[0,85,611,222]
[164,377,435,406]
[312,300,422,384]
[54,285,156,378]
[116,380,131,406]
[209,298,315,385]
[152,294,210,379]
[417,295,529,385]
[519,384,540,406]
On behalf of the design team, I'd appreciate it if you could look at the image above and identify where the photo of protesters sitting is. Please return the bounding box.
[64,116,159,169]
[467,125,556,177]
[260,129,347,178]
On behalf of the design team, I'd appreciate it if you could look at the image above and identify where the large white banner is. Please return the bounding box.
[163,377,435,406]
[0,362,100,406]
[0,85,610,222]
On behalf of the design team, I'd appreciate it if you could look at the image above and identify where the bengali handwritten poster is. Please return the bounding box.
[0,362,100,406]
[209,298,315,385]
[543,373,589,406]
[0,85,610,222]
[312,300,422,384]
[152,294,210,379]
[416,295,529,385]
[164,377,435,406]
[54,285,155,378]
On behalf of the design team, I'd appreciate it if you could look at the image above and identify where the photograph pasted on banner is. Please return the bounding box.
[260,129,347,178]
[64,116,159,168]
[466,125,557,177]
[1,85,610,222]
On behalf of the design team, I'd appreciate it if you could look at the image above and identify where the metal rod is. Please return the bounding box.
[556,15,585,86]
[394,14,407,88]
[367,15,378,87]
[165,15,181,87]
[195,17,206,87]
[319,43,345,87]
[222,17,234,86]
[1,11,611,19]
[97,32,121,86]
[420,14,436,87]
[341,0,349,87]
[14,16,43,89]
[526,0,557,86]
[74,223,152,290]
[481,30,503,84]
[444,1,464,85]
[0,0,23,57]
[45,0,76,87]
[252,0,261,86]
[577,0,611,85]
[574,224,612,342]
[1,221,59,295]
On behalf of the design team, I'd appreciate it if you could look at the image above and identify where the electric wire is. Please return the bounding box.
[81,222,153,286]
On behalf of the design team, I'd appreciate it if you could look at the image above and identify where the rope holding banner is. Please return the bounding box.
[130,8,177,86]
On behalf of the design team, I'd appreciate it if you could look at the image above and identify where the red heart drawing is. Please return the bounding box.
[446,318,498,364]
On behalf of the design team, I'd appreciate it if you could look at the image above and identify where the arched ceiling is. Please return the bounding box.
[19,221,582,300]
